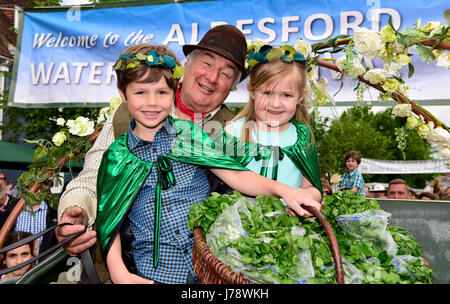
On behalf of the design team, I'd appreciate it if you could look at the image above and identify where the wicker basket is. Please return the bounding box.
[192,206,345,284]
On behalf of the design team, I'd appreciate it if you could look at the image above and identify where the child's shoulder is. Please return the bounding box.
[223,117,247,138]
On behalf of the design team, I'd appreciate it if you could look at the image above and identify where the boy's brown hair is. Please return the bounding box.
[116,44,181,96]
[344,151,361,164]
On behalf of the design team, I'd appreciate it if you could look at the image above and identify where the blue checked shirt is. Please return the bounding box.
[15,201,48,253]
[126,118,210,284]
[340,169,366,196]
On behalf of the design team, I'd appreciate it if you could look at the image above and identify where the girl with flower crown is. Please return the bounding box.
[225,43,323,212]
[170,43,322,215]
[173,43,323,216]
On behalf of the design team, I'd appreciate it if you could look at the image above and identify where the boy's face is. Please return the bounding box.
[345,157,359,172]
[119,75,174,141]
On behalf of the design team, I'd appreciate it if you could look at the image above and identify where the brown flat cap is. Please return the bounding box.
[183,24,248,82]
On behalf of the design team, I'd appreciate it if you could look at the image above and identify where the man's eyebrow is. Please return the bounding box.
[203,51,237,72]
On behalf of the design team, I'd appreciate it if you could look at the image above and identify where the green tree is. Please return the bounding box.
[311,105,434,189]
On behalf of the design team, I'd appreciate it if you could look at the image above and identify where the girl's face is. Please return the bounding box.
[4,244,33,277]
[120,75,174,141]
[250,67,306,133]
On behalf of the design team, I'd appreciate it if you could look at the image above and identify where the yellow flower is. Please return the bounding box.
[417,121,434,138]
[380,25,396,43]
[109,97,122,110]
[396,54,411,66]
[52,131,67,147]
[406,115,420,130]
[382,78,399,93]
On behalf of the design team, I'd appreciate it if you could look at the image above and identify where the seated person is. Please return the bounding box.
[0,231,36,281]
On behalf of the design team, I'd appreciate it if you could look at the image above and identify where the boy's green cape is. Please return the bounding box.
[96,116,322,268]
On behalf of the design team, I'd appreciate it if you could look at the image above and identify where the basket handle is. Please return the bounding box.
[303,205,345,284]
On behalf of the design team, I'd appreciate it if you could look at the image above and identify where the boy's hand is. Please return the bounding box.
[111,269,155,284]
[115,273,155,284]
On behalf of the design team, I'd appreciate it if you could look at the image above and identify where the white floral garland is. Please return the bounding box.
[247,19,450,160]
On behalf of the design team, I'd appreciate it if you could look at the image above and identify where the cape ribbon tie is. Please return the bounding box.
[255,145,284,181]
[153,155,176,268]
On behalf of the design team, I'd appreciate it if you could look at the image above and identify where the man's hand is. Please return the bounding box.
[56,206,97,256]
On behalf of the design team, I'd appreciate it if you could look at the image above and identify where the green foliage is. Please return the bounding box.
[310,105,434,188]
[26,0,62,7]
[0,72,100,144]
[188,191,433,284]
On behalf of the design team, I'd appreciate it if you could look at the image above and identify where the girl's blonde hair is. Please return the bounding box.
[233,60,311,143]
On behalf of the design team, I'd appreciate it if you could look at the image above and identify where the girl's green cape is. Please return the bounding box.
[170,118,323,193]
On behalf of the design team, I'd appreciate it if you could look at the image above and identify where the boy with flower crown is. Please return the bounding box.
[97,43,322,284]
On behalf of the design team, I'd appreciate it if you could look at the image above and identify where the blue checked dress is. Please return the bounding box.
[126,119,210,284]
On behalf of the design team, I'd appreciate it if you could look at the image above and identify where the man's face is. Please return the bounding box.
[386,184,409,199]
[181,50,239,113]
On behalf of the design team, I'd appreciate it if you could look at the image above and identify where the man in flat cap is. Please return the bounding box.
[56,25,248,257]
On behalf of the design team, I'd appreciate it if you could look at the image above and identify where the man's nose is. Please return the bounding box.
[205,68,219,84]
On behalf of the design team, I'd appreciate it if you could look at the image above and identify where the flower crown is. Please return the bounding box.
[246,41,307,74]
[114,51,184,79]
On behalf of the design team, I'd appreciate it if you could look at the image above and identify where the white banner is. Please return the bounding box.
[9,0,450,108]
[359,158,450,174]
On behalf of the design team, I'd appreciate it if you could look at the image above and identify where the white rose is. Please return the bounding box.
[436,145,450,159]
[97,113,107,125]
[391,104,411,118]
[335,56,365,79]
[426,127,450,145]
[417,121,434,138]
[56,118,65,126]
[422,21,442,34]
[294,39,312,58]
[363,68,387,84]
[68,116,95,137]
[52,131,67,147]
[436,53,450,69]
[68,123,81,136]
[353,27,383,59]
